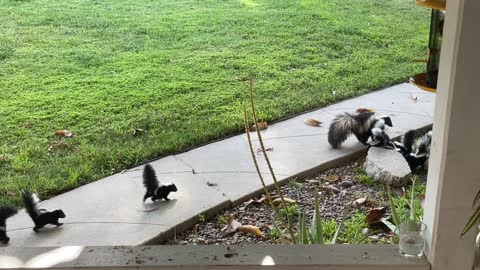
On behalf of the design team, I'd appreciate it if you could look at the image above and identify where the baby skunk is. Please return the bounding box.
[328,111,393,148]
[0,206,18,244]
[143,164,178,202]
[21,190,66,232]
[394,130,432,171]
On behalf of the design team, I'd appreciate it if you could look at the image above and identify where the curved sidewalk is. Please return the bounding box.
[6,83,435,246]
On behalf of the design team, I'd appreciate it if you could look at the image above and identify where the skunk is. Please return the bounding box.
[143,164,178,202]
[0,206,18,244]
[394,130,432,171]
[328,111,393,148]
[21,190,66,232]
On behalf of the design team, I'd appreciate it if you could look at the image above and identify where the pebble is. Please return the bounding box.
[339,180,354,188]
[308,180,320,185]
[361,228,370,235]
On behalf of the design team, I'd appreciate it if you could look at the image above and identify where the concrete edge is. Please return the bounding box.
[0,244,430,269]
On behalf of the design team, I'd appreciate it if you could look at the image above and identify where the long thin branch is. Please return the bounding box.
[243,104,286,241]
[248,79,296,244]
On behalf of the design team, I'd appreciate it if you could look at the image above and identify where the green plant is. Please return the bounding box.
[386,178,425,236]
[217,215,228,225]
[198,214,206,223]
[461,189,480,236]
[269,227,282,239]
[288,179,301,189]
[279,204,299,219]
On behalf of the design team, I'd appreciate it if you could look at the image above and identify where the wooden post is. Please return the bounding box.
[423,0,480,269]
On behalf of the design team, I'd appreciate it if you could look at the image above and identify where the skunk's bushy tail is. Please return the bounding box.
[143,164,159,194]
[328,113,359,148]
[21,190,39,221]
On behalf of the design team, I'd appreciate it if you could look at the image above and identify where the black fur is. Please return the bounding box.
[0,206,18,244]
[394,130,432,171]
[328,112,393,148]
[21,191,66,232]
[143,164,178,202]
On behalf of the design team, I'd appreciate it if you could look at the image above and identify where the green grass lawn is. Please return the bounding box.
[0,0,428,206]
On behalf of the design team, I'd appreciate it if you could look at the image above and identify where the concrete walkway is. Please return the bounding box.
[6,83,435,247]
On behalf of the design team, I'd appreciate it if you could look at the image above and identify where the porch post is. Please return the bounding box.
[423,0,480,269]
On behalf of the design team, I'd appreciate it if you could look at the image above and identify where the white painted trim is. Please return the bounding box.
[0,245,429,270]
[423,0,480,269]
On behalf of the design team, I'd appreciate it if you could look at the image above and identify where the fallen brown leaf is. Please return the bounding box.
[323,175,339,182]
[249,122,268,131]
[54,130,74,137]
[238,225,263,237]
[272,197,296,207]
[245,196,267,207]
[0,154,8,162]
[222,215,242,236]
[365,207,387,224]
[304,118,322,127]
[351,196,368,208]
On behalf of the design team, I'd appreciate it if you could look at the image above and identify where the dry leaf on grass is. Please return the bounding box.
[0,154,8,162]
[356,108,375,114]
[249,122,268,131]
[365,207,387,224]
[54,130,74,137]
[351,196,368,208]
[272,197,296,207]
[304,118,322,127]
[318,185,340,194]
[238,225,263,237]
[323,175,339,182]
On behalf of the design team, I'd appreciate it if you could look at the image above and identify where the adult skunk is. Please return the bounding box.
[328,111,393,148]
[0,206,18,244]
[21,190,66,232]
[143,164,178,202]
[394,130,432,171]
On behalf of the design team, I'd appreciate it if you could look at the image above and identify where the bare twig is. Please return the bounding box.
[247,79,296,243]
[243,104,287,241]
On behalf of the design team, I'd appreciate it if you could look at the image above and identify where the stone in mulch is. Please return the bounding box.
[167,161,393,246]
[363,147,411,187]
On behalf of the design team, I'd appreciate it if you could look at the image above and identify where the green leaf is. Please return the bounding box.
[387,185,402,226]
[381,218,399,236]
[298,210,309,244]
[410,177,416,221]
[311,191,324,244]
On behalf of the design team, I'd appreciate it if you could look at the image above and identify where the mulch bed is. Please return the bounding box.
[167,160,423,245]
